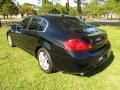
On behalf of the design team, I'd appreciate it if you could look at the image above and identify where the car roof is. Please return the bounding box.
[27,14,78,23]
[28,14,76,19]
[26,14,78,20]
[40,14,74,18]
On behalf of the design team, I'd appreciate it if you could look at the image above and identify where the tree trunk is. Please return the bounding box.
[10,15,12,19]
[0,20,2,27]
[110,13,112,20]
[7,14,8,19]
[103,14,105,18]
[3,15,5,20]
[107,14,109,20]
[77,0,82,16]
[66,0,69,14]
[21,13,24,18]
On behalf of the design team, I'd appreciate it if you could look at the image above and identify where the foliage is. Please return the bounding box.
[112,2,120,15]
[82,0,120,19]
[55,4,68,14]
[82,2,97,16]
[39,3,54,14]
[7,4,19,15]
[48,8,61,14]
[105,0,115,13]
[42,0,51,4]
[20,3,37,15]
[69,7,77,16]
[39,2,69,15]
[0,0,120,19]
[0,0,19,19]
[0,3,19,18]
[0,0,13,8]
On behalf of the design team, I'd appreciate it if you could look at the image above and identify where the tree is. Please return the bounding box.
[113,2,120,19]
[114,0,120,2]
[7,4,19,16]
[82,0,119,19]
[42,0,49,4]
[48,8,60,14]
[20,3,37,16]
[82,0,103,18]
[66,0,70,14]
[55,3,68,14]
[0,0,6,8]
[39,3,54,14]
[69,7,76,16]
[76,0,82,16]
[104,0,117,19]
[0,3,19,19]
[39,1,68,15]
[0,0,14,8]
[0,0,19,19]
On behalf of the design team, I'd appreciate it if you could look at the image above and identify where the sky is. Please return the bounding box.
[14,0,89,6]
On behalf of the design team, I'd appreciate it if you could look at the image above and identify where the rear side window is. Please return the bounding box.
[20,18,30,29]
[28,17,48,31]
[39,19,48,31]
[29,17,42,30]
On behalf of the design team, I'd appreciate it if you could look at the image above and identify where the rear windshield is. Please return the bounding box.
[50,16,91,31]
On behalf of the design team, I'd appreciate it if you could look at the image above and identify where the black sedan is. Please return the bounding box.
[7,14,111,74]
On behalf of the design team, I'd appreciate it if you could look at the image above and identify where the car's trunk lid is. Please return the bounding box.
[73,28,108,51]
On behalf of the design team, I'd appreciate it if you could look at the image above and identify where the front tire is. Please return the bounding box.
[37,47,56,73]
[7,34,14,47]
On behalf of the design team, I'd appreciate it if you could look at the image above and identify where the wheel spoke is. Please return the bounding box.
[39,51,49,70]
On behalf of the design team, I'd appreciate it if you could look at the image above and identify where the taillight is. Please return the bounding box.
[63,38,92,51]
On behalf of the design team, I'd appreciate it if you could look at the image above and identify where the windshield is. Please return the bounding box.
[51,16,91,31]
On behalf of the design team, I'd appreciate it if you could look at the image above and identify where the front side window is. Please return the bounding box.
[20,18,30,29]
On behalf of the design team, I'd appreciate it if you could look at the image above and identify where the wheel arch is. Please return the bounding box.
[7,31,10,40]
[35,41,52,58]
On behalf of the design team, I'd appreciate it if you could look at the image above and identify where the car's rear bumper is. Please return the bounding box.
[52,42,111,73]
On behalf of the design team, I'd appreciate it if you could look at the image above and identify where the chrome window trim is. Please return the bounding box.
[40,17,49,32]
[27,17,33,30]
[28,16,49,32]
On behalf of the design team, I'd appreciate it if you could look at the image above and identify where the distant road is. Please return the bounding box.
[88,21,120,26]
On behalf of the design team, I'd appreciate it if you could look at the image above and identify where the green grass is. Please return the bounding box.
[0,26,120,90]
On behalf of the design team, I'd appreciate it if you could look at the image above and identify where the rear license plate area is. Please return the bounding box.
[99,56,103,62]
[99,54,107,62]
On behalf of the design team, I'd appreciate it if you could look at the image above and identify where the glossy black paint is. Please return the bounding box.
[7,15,111,73]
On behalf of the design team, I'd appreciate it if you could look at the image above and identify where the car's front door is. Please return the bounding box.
[22,17,43,54]
[13,17,31,49]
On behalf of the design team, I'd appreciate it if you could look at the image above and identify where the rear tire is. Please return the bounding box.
[37,47,56,73]
[7,34,14,47]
